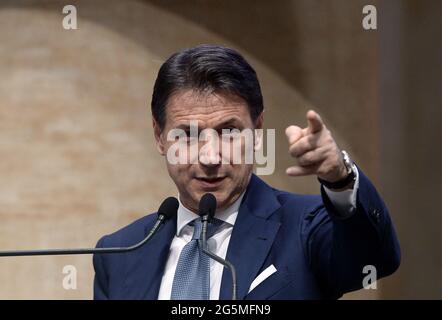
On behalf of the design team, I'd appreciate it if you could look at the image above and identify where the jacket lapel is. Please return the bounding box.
[122,214,177,300]
[219,174,281,300]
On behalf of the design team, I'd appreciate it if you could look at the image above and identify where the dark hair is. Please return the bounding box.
[151,44,264,130]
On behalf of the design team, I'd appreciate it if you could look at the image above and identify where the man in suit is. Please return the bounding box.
[93,45,400,300]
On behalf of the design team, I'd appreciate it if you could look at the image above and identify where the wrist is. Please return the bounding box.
[318,150,356,190]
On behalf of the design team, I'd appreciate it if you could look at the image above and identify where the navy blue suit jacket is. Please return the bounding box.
[93,169,400,299]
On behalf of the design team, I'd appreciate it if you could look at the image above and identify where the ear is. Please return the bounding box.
[153,119,166,156]
[254,112,264,151]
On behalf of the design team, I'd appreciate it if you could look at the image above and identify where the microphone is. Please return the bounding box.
[0,197,178,257]
[198,193,238,300]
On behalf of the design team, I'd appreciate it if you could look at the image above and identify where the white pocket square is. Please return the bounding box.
[248,264,277,293]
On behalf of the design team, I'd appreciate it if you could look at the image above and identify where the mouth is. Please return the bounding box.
[194,176,227,189]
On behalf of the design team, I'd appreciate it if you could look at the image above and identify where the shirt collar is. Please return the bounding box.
[176,191,246,236]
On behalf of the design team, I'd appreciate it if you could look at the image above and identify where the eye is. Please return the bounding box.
[171,130,190,142]
[222,129,241,141]
[220,127,238,134]
[183,131,199,144]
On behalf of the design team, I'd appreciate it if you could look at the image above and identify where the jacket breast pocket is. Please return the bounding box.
[245,271,295,300]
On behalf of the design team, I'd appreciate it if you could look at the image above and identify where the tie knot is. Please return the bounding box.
[190,218,223,240]
[191,219,203,240]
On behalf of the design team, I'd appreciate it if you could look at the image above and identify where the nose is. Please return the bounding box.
[199,132,221,167]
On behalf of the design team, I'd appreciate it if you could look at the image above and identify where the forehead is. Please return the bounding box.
[165,90,252,127]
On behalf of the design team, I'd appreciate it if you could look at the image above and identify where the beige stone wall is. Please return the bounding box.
[377,0,442,299]
[0,0,439,299]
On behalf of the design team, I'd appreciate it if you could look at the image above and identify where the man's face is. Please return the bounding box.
[154,89,262,213]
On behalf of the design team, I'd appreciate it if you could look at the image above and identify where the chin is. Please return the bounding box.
[198,190,227,205]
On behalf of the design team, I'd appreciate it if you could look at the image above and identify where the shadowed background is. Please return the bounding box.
[0,0,440,299]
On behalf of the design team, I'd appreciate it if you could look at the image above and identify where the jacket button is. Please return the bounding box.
[370,209,381,224]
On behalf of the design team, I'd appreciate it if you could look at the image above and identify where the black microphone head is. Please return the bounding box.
[199,193,217,220]
[157,197,179,220]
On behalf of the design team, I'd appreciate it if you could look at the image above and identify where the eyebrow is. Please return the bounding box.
[174,117,245,131]
[216,118,244,129]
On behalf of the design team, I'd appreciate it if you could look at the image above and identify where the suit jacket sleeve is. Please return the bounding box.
[93,236,109,300]
[302,166,401,297]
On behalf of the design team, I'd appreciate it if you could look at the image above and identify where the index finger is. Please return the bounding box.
[306,110,324,134]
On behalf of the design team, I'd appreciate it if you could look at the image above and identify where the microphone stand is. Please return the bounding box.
[199,214,237,300]
[0,214,168,257]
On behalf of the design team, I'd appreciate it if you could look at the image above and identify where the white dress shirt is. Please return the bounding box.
[157,168,360,300]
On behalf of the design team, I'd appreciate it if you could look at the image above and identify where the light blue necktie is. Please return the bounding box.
[170,219,222,300]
